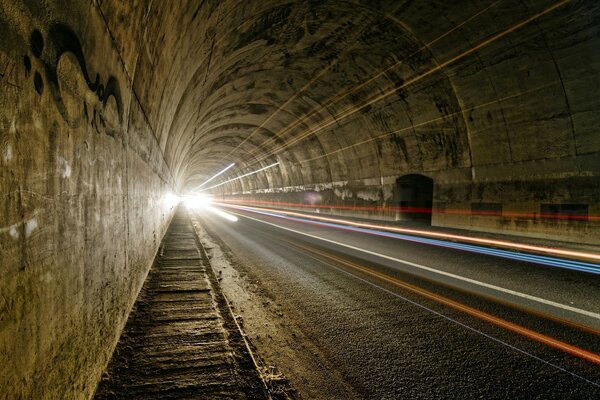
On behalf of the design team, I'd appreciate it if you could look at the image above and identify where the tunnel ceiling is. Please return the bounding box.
[97,0,598,194]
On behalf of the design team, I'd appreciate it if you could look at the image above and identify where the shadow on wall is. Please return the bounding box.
[395,174,434,225]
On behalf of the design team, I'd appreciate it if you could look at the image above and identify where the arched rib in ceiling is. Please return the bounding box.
[119,0,593,196]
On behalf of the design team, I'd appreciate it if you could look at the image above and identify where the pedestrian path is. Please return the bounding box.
[94,208,266,399]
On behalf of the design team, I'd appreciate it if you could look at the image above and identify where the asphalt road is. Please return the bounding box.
[195,205,600,399]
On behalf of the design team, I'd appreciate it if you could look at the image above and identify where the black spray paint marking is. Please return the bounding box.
[27,24,123,133]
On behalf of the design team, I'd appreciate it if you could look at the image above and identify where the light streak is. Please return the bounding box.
[219,203,600,269]
[223,12,372,160]
[220,198,599,221]
[183,194,238,222]
[200,162,280,192]
[287,240,600,367]
[225,208,600,327]
[190,162,235,192]
[294,82,563,167]
[208,206,238,222]
[243,0,503,160]
[244,0,571,165]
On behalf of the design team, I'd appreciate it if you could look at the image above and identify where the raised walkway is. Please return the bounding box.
[94,208,267,399]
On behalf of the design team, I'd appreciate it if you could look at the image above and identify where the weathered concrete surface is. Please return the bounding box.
[0,1,177,399]
[94,208,266,399]
[97,0,600,242]
[1,0,600,398]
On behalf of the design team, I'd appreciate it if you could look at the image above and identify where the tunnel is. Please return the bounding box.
[1,0,600,398]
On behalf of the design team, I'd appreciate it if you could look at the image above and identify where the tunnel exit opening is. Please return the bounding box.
[396,174,434,225]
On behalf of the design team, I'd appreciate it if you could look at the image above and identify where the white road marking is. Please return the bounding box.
[232,210,600,322]
[306,251,600,388]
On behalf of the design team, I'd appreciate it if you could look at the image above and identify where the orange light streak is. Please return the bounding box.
[295,82,560,165]
[225,6,386,160]
[246,0,571,165]
[218,202,600,263]
[243,0,504,160]
[220,198,599,222]
[289,240,600,365]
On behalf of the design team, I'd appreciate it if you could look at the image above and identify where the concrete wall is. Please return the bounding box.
[220,172,600,244]
[0,2,177,399]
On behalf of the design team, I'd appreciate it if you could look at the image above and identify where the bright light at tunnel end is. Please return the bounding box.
[183,193,213,209]
[183,193,238,222]
[164,192,181,208]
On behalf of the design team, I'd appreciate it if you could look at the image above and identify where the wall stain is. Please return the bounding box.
[23,55,31,75]
[26,24,123,136]
[33,71,43,94]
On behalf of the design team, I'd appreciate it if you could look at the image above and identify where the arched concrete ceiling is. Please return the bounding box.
[98,0,598,194]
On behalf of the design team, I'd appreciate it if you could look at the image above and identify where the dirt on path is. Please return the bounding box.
[193,217,360,400]
[94,209,267,399]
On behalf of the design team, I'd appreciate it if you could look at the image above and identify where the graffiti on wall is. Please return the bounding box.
[0,54,20,89]
[24,23,123,137]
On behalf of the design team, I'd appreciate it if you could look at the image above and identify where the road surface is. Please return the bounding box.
[193,204,600,399]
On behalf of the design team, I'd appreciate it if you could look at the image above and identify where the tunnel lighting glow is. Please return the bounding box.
[209,207,239,222]
[163,192,181,208]
[219,204,600,273]
[200,162,280,191]
[183,193,213,209]
[183,194,238,222]
[190,163,235,192]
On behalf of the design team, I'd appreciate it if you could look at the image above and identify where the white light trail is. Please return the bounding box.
[183,193,238,222]
[200,162,280,192]
[226,208,600,324]
[190,162,235,192]
[209,206,239,222]
[221,203,600,263]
